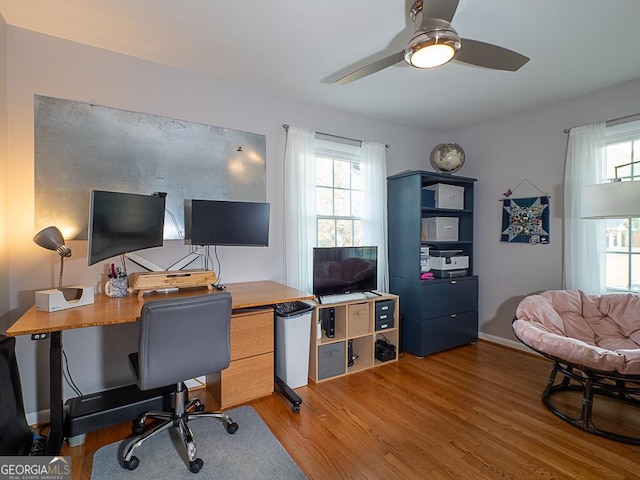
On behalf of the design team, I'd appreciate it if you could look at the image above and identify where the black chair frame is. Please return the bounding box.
[513,319,640,446]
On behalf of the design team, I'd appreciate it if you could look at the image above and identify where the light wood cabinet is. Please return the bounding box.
[308,294,399,383]
[206,308,274,408]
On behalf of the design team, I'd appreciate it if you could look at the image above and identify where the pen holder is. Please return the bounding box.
[105,275,128,298]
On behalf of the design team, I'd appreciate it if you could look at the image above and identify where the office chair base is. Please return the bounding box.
[122,395,238,473]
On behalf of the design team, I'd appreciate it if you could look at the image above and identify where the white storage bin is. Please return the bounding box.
[424,183,464,210]
[422,217,459,241]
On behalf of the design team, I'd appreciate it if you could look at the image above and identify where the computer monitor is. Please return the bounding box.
[87,190,166,266]
[184,199,270,246]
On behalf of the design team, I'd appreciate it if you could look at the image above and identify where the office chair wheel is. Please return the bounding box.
[123,456,139,471]
[225,421,239,434]
[189,458,203,473]
[292,404,301,414]
[195,404,205,412]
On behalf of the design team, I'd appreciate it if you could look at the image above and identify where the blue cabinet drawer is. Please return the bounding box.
[421,277,478,318]
[418,311,478,356]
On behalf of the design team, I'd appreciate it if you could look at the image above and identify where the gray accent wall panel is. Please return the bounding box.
[34,95,266,240]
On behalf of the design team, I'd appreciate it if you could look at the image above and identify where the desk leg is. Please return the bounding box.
[45,331,64,455]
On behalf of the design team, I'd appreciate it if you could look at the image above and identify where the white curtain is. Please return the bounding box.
[361,141,389,292]
[283,126,316,292]
[563,122,607,292]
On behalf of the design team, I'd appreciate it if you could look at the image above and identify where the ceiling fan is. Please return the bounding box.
[335,0,529,85]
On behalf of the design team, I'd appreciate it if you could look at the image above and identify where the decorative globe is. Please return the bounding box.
[430,143,465,174]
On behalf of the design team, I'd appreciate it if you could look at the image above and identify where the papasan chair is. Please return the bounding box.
[513,289,640,445]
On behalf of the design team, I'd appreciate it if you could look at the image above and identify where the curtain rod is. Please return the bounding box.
[283,124,390,148]
[563,112,640,133]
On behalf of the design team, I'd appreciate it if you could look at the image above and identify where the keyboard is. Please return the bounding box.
[319,292,368,304]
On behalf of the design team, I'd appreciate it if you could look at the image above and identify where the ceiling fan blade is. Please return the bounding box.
[420,0,459,25]
[335,51,406,85]
[456,38,529,71]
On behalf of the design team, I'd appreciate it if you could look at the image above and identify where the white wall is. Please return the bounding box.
[456,76,640,345]
[5,27,440,420]
[0,15,8,331]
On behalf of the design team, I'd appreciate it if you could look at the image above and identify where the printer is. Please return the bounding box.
[429,249,469,278]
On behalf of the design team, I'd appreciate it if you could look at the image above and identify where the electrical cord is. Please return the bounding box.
[62,349,83,397]
[206,245,223,287]
[30,429,47,455]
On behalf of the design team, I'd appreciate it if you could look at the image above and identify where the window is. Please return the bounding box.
[283,125,388,292]
[315,140,363,247]
[604,128,640,292]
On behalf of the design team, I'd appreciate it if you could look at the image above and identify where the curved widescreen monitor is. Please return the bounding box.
[184,199,270,246]
[312,246,378,296]
[87,190,166,266]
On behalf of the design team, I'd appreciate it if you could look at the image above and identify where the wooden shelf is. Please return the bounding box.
[308,293,399,383]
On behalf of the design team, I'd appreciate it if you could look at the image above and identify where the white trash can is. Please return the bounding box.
[275,301,314,389]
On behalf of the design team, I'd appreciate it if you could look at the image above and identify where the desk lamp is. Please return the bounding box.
[33,226,72,289]
[33,226,94,312]
[581,161,640,218]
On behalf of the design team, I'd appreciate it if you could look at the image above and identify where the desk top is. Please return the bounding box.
[6,280,315,336]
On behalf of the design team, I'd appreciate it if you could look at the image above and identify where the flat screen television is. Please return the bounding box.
[184,199,270,246]
[313,246,378,296]
[87,190,166,266]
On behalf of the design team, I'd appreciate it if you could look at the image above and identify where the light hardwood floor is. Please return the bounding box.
[60,340,640,479]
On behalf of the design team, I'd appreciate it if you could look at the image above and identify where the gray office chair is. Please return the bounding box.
[122,293,238,474]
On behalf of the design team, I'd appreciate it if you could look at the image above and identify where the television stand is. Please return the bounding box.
[309,292,400,383]
[128,269,217,298]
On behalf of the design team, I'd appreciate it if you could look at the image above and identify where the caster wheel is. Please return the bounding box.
[195,404,205,412]
[189,458,203,473]
[292,405,300,414]
[225,421,239,434]
[132,422,146,435]
[123,456,139,471]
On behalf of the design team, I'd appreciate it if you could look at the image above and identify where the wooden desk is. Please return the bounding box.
[7,281,314,335]
[6,280,314,454]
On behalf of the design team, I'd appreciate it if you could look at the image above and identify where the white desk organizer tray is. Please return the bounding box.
[35,286,95,312]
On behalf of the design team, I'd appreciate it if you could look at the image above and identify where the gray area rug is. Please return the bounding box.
[91,405,306,480]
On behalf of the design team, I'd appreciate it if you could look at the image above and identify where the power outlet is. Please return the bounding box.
[31,332,50,341]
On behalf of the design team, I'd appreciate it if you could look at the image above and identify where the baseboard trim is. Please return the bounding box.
[478,332,537,355]
[27,409,50,428]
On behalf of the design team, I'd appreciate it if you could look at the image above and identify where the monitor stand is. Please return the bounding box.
[128,270,217,298]
[125,252,200,272]
[124,252,216,298]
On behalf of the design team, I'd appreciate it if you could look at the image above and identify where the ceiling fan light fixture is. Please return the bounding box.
[405,28,461,69]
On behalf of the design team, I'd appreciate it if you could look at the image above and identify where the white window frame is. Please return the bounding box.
[603,123,640,292]
[314,139,363,248]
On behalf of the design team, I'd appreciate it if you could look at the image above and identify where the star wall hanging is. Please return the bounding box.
[501,196,550,245]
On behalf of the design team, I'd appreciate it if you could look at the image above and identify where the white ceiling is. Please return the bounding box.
[2,0,640,132]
